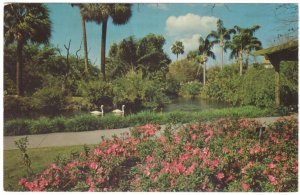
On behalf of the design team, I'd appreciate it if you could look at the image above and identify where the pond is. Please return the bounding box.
[163,97,231,112]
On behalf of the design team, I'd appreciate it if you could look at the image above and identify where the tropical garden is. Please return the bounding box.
[3,3,298,192]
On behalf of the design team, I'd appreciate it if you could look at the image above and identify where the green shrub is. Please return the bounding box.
[65,114,101,132]
[4,96,34,118]
[28,117,59,134]
[80,80,113,109]
[179,81,202,97]
[4,119,29,135]
[32,86,67,115]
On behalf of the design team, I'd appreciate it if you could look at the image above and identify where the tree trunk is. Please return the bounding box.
[16,41,24,96]
[176,54,178,61]
[220,36,224,69]
[101,19,108,81]
[239,50,243,76]
[203,63,206,85]
[82,15,89,73]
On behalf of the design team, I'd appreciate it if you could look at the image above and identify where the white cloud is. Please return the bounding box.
[178,34,200,58]
[147,4,168,10]
[166,13,218,38]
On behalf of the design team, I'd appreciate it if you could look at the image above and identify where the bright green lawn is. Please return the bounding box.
[4,144,95,191]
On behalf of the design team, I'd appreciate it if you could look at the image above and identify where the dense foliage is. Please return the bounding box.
[18,117,297,191]
[4,106,271,136]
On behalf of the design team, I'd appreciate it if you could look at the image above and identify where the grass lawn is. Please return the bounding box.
[4,144,95,191]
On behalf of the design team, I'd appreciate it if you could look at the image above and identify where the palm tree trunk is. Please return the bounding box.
[176,54,178,61]
[101,19,108,80]
[81,15,89,73]
[239,50,243,76]
[220,37,224,69]
[203,63,206,85]
[16,41,24,96]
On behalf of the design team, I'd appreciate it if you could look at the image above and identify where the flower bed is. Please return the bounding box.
[19,117,298,192]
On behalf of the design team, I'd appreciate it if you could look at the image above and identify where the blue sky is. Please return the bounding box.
[46,3,298,67]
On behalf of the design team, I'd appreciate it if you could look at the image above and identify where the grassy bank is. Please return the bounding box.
[4,144,95,191]
[4,106,274,136]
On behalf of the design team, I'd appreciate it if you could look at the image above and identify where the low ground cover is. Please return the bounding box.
[4,106,273,136]
[10,117,297,192]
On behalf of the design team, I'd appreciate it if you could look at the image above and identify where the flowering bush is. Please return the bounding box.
[19,117,298,192]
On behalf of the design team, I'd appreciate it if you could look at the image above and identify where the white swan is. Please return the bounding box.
[90,105,104,117]
[112,105,125,117]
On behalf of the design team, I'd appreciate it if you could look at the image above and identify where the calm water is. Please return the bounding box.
[164,97,231,112]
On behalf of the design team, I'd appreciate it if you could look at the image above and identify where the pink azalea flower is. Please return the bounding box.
[19,178,27,186]
[238,148,244,155]
[209,159,220,167]
[89,162,98,170]
[146,155,154,163]
[216,172,225,180]
[192,148,200,155]
[242,183,249,191]
[191,134,197,140]
[268,163,277,169]
[43,168,50,175]
[268,175,278,185]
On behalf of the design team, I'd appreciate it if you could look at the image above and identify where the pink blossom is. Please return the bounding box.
[43,168,50,175]
[179,153,190,162]
[89,162,98,170]
[209,159,220,167]
[238,148,244,155]
[159,136,167,143]
[273,155,280,162]
[268,163,277,169]
[88,185,95,192]
[184,162,197,176]
[242,183,249,191]
[203,147,209,155]
[94,147,104,156]
[97,167,103,174]
[146,155,154,163]
[144,167,151,176]
[268,175,278,185]
[191,134,197,140]
[97,176,105,184]
[19,178,27,186]
[192,148,200,155]
[183,143,192,151]
[216,173,225,180]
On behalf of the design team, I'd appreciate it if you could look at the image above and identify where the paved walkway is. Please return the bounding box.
[3,116,295,150]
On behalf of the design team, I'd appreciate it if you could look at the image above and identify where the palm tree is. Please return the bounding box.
[71,4,92,73]
[227,25,261,75]
[224,35,243,74]
[4,4,51,96]
[208,19,236,69]
[235,25,261,67]
[171,41,184,61]
[86,4,132,80]
[198,36,216,85]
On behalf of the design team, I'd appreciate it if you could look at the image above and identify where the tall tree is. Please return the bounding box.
[198,36,216,85]
[86,3,132,80]
[227,25,261,75]
[4,4,51,96]
[208,19,236,69]
[171,41,184,61]
[107,34,171,78]
[71,4,93,73]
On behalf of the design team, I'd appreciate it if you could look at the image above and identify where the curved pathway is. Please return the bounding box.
[3,116,296,150]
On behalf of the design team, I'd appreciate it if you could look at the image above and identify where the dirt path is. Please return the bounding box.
[3,116,296,150]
